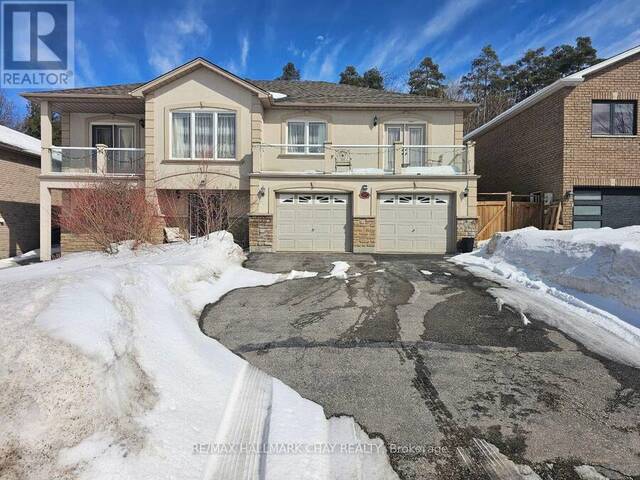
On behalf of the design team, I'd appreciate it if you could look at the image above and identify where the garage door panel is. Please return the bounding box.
[377,193,453,253]
[276,193,350,252]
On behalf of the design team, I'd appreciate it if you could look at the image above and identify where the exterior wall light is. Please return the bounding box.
[359,185,370,199]
[257,186,266,198]
[373,115,378,127]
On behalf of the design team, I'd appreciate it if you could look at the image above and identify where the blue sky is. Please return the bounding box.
[8,0,640,112]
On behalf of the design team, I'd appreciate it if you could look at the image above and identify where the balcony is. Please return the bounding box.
[254,143,470,175]
[49,146,145,176]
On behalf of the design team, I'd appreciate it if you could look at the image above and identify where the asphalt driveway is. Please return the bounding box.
[200,253,640,480]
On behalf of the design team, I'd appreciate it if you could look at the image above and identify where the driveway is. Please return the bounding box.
[200,253,640,480]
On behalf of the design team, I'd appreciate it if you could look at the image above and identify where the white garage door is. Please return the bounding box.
[276,193,350,252]
[377,193,453,253]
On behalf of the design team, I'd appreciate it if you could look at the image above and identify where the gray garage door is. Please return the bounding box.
[377,193,453,253]
[574,187,640,228]
[276,193,350,251]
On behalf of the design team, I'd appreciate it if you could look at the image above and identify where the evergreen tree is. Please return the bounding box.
[277,62,300,81]
[339,66,364,86]
[407,57,446,97]
[362,68,384,90]
[22,101,61,144]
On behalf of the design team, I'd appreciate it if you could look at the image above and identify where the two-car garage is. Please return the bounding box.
[274,192,454,253]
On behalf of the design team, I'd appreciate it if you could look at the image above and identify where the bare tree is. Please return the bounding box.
[0,90,20,129]
[58,178,158,253]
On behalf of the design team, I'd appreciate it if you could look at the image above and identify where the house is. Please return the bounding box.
[465,45,640,229]
[0,126,43,259]
[23,58,479,260]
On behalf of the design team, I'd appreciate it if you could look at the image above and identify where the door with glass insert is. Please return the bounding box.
[385,125,402,171]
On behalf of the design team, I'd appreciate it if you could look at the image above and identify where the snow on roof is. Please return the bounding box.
[268,91,287,100]
[465,44,640,142]
[0,125,40,156]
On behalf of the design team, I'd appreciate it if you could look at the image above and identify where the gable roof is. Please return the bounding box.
[129,58,270,98]
[0,125,40,156]
[464,44,640,141]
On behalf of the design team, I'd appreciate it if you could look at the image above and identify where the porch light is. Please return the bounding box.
[257,186,266,198]
[359,185,370,199]
[463,186,469,198]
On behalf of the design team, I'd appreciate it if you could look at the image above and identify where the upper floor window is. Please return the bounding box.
[287,120,327,154]
[171,110,236,159]
[592,101,636,136]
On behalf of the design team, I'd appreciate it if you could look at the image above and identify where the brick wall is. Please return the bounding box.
[0,147,40,258]
[249,214,273,252]
[474,88,568,199]
[561,52,640,225]
[352,217,375,253]
[60,232,102,253]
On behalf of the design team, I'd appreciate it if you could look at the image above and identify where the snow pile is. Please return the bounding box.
[0,233,397,480]
[402,165,457,175]
[452,227,640,367]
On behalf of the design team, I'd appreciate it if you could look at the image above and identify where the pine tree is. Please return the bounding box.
[277,62,300,81]
[407,57,446,97]
[22,100,61,144]
[362,68,384,90]
[339,66,364,86]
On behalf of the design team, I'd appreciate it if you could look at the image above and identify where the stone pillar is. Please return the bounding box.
[39,183,52,261]
[456,217,478,251]
[249,214,273,252]
[95,144,107,174]
[393,141,403,175]
[252,142,263,173]
[323,141,333,174]
[352,216,376,253]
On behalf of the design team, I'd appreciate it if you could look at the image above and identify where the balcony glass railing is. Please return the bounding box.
[255,144,468,175]
[50,147,145,175]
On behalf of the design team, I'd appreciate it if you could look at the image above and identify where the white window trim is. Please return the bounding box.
[286,119,327,155]
[169,109,236,161]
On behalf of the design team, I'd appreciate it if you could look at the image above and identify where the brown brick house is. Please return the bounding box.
[0,126,43,259]
[465,45,640,229]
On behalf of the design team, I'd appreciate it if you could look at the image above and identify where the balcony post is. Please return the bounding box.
[393,141,403,175]
[323,141,333,174]
[40,101,52,175]
[252,141,263,173]
[465,141,475,174]
[96,144,107,174]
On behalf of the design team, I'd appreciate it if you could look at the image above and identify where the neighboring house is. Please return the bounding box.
[465,45,640,229]
[23,58,479,260]
[0,126,42,259]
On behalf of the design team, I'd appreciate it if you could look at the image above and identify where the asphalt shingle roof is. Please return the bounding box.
[27,79,473,107]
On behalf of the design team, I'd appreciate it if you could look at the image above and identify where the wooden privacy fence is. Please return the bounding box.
[476,192,544,241]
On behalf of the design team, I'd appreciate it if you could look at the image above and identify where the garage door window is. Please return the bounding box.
[573,189,603,229]
[315,195,330,204]
[398,195,413,204]
[333,196,347,204]
[279,194,294,204]
[416,195,431,204]
[297,195,312,204]
[434,195,448,204]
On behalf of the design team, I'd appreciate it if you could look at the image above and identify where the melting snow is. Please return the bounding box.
[451,227,640,367]
[0,233,397,480]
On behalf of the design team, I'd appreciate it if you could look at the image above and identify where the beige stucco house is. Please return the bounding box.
[23,58,479,260]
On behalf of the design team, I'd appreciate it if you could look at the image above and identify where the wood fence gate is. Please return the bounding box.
[476,192,543,241]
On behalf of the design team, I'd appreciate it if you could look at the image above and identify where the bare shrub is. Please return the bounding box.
[58,179,158,253]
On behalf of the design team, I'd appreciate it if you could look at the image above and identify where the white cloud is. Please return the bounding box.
[359,0,486,71]
[301,35,347,80]
[74,40,98,86]
[500,0,640,63]
[240,35,250,71]
[144,4,210,74]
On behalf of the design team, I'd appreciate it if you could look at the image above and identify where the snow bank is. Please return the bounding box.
[0,232,396,480]
[451,227,640,366]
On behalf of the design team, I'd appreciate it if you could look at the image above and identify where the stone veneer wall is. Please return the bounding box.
[456,217,478,240]
[352,217,375,253]
[249,214,273,252]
